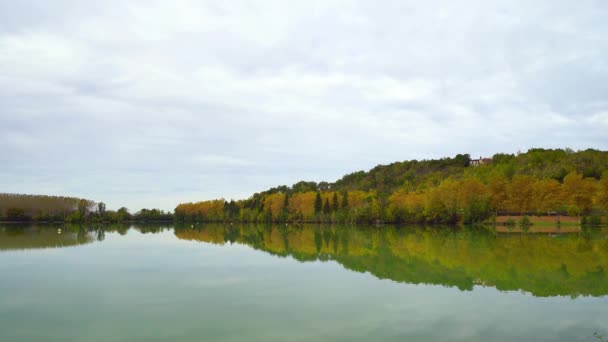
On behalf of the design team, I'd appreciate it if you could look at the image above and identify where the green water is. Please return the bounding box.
[1,223,607,341]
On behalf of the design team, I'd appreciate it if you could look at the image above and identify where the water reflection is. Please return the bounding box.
[2,223,607,298]
[0,223,177,252]
[0,224,96,251]
[175,224,608,298]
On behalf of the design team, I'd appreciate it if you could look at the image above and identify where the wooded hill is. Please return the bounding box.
[175,148,608,224]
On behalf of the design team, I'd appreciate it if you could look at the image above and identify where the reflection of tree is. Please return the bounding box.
[314,228,322,254]
[97,229,105,242]
[175,224,608,297]
[0,224,95,250]
[77,225,90,244]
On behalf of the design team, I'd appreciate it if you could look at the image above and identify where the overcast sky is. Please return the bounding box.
[1,1,607,211]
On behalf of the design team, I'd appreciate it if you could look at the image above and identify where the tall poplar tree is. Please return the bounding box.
[332,192,339,212]
[314,192,323,214]
[323,198,331,215]
[341,191,349,209]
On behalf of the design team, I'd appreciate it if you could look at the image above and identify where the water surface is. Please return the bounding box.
[1,223,607,341]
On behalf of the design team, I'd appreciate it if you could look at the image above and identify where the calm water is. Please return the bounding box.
[1,223,607,341]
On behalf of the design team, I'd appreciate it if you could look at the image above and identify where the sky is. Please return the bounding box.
[1,0,607,212]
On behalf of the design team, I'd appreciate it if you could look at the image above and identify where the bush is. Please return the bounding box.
[65,211,82,223]
[585,215,602,226]
[518,215,531,227]
[567,205,582,217]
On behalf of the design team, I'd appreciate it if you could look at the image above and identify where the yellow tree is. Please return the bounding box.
[288,192,317,220]
[596,171,608,211]
[487,174,509,213]
[531,178,561,213]
[457,178,488,209]
[264,193,286,219]
[507,175,536,214]
[457,178,490,223]
[423,179,459,223]
[561,172,596,215]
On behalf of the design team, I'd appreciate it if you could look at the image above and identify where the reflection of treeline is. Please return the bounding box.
[0,224,95,250]
[175,148,608,224]
[0,223,173,250]
[174,224,608,297]
[0,193,173,223]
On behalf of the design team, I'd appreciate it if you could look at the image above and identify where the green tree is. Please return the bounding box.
[323,198,331,215]
[117,207,131,222]
[97,202,106,216]
[78,199,90,219]
[283,194,290,212]
[332,192,339,212]
[454,153,471,167]
[341,191,349,209]
[314,192,322,214]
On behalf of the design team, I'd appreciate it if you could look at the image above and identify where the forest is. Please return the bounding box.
[175,148,608,224]
[0,193,172,223]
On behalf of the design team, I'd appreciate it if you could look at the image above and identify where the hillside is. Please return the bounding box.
[175,148,608,224]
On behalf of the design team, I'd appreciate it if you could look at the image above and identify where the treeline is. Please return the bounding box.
[0,194,89,222]
[175,148,608,224]
[0,193,173,223]
[74,205,173,223]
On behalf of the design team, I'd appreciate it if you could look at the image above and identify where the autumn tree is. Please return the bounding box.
[561,171,596,215]
[507,175,536,214]
[530,179,561,213]
[6,207,27,221]
[487,174,508,213]
[596,171,608,211]
[457,178,490,223]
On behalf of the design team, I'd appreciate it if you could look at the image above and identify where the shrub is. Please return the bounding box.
[518,215,531,227]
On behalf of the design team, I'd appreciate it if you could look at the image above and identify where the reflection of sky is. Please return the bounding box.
[0,229,606,342]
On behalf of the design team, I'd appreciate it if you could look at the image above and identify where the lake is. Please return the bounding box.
[1,223,607,341]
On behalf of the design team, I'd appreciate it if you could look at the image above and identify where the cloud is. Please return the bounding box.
[1,0,607,210]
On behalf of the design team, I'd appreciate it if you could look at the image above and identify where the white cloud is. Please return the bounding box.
[1,0,607,210]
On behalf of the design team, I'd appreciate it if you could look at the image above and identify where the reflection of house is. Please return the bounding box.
[471,156,492,166]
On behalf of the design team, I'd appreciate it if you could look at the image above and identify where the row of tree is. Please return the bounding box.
[176,148,608,224]
[0,194,173,223]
